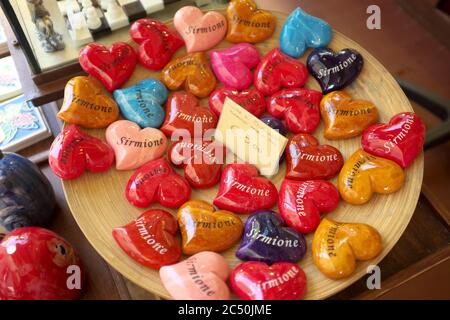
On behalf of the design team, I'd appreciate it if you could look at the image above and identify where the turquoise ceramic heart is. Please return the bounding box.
[113,79,168,128]
[280,7,332,58]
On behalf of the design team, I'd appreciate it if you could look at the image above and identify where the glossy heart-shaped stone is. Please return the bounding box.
[254,48,308,96]
[126,157,191,208]
[362,112,425,168]
[208,88,266,117]
[279,179,340,234]
[58,76,119,128]
[173,6,227,53]
[230,261,307,300]
[160,251,230,300]
[113,79,168,128]
[321,91,378,139]
[312,218,382,279]
[169,140,224,188]
[260,115,288,137]
[177,200,243,255]
[280,7,332,58]
[210,43,260,90]
[338,149,405,205]
[268,88,322,134]
[106,120,167,171]
[286,133,344,180]
[113,209,181,269]
[160,91,218,139]
[79,42,136,92]
[307,48,363,94]
[226,0,275,43]
[236,210,306,264]
[161,52,217,98]
[213,163,278,214]
[130,19,184,70]
[49,125,114,180]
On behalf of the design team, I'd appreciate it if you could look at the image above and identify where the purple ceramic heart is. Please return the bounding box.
[260,115,288,162]
[307,47,363,94]
[236,210,306,264]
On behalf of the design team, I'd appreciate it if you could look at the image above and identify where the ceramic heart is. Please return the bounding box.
[312,218,382,279]
[362,112,425,168]
[280,7,332,58]
[307,48,363,94]
[160,91,218,139]
[79,42,136,92]
[279,179,340,234]
[208,88,266,117]
[130,19,184,70]
[173,6,227,52]
[113,209,181,269]
[106,120,167,171]
[268,88,322,134]
[58,76,119,128]
[113,79,168,128]
[226,0,275,43]
[338,149,405,205]
[321,91,378,139]
[49,125,114,180]
[236,210,306,264]
[230,261,307,300]
[177,200,243,255]
[160,251,230,300]
[254,48,308,96]
[285,133,344,180]
[169,140,224,188]
[213,163,278,214]
[161,52,217,98]
[126,157,191,208]
[210,43,260,90]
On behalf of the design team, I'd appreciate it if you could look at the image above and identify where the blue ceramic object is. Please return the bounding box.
[0,151,55,231]
[236,210,307,264]
[280,7,332,58]
[113,79,168,128]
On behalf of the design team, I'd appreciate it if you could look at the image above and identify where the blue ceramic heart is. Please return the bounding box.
[236,210,307,264]
[280,7,332,58]
[113,79,168,128]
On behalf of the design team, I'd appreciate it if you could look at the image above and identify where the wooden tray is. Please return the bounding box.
[62,11,424,300]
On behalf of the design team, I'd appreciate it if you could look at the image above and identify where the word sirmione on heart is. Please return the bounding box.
[342,153,377,189]
[231,179,271,197]
[117,136,165,148]
[135,216,168,255]
[71,94,114,113]
[316,53,359,79]
[195,220,238,229]
[296,151,340,162]
[325,105,374,117]
[186,257,216,296]
[175,111,215,123]
[294,181,314,217]
[171,141,219,165]
[246,223,300,248]
[260,266,300,290]
[231,15,272,29]
[185,20,226,34]
[382,113,415,152]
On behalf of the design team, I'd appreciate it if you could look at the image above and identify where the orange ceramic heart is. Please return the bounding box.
[58,76,119,128]
[338,149,405,205]
[226,0,276,43]
[312,218,382,279]
[161,52,217,98]
[177,200,243,255]
[320,91,378,139]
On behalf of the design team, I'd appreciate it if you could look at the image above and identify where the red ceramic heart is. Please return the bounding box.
[230,261,307,300]
[79,42,136,92]
[169,140,225,188]
[49,125,114,180]
[213,163,278,214]
[361,112,425,168]
[268,88,322,134]
[254,48,308,96]
[113,209,181,269]
[126,157,191,208]
[286,133,344,180]
[130,19,184,70]
[279,179,340,234]
[160,91,218,139]
[208,88,266,117]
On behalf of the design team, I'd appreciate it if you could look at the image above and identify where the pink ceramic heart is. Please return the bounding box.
[210,43,260,90]
[105,120,167,170]
[159,251,230,300]
[174,6,227,53]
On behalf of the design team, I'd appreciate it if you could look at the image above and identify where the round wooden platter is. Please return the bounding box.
[62,11,424,300]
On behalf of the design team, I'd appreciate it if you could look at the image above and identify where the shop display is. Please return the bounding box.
[208,88,266,117]
[177,200,243,255]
